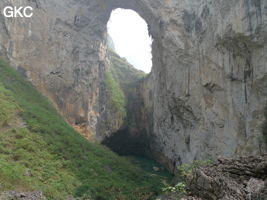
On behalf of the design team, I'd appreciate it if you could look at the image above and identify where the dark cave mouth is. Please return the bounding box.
[101,128,149,156]
[101,129,173,178]
[104,8,153,157]
[103,5,162,171]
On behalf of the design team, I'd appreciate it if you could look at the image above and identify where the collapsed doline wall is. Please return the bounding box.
[0,0,266,171]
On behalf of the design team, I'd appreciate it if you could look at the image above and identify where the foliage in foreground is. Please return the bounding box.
[0,59,165,200]
[162,160,212,199]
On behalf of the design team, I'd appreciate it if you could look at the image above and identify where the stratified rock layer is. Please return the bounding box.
[0,0,266,169]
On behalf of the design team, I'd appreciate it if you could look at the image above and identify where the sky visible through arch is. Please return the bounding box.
[107,8,153,73]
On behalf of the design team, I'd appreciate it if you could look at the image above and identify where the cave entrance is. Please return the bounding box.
[101,6,171,176]
[102,8,153,157]
[107,8,153,73]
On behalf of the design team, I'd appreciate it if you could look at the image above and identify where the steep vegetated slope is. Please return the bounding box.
[0,59,166,200]
[108,50,146,86]
[94,49,147,142]
[102,50,149,156]
[97,47,147,146]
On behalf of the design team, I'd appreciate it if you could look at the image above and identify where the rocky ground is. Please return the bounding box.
[188,154,267,200]
[189,155,267,200]
[0,191,46,200]
[1,155,267,199]
[159,154,267,200]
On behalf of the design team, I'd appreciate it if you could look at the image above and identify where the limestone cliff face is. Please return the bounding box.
[142,0,267,171]
[0,0,266,170]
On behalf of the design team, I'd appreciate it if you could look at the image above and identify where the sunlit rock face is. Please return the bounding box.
[0,0,266,170]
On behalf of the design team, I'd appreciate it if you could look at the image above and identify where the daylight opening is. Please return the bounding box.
[107,8,153,73]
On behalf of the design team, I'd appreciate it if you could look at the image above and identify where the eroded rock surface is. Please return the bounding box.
[0,0,266,170]
[140,0,267,171]
[188,155,267,200]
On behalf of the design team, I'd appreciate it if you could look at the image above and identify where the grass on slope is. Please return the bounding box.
[108,49,146,89]
[104,49,146,121]
[0,59,165,200]
[104,49,147,125]
[105,70,127,120]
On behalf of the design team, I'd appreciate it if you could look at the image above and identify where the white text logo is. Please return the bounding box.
[3,6,33,18]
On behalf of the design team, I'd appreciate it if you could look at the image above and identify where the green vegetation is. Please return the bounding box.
[105,69,127,119]
[162,160,212,199]
[162,182,186,196]
[104,49,146,122]
[0,84,20,126]
[104,49,147,126]
[177,160,212,180]
[108,49,146,88]
[0,58,165,199]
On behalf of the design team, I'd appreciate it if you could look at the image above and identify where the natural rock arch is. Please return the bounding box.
[76,0,165,142]
[101,0,160,39]
[0,0,265,172]
[47,0,267,168]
